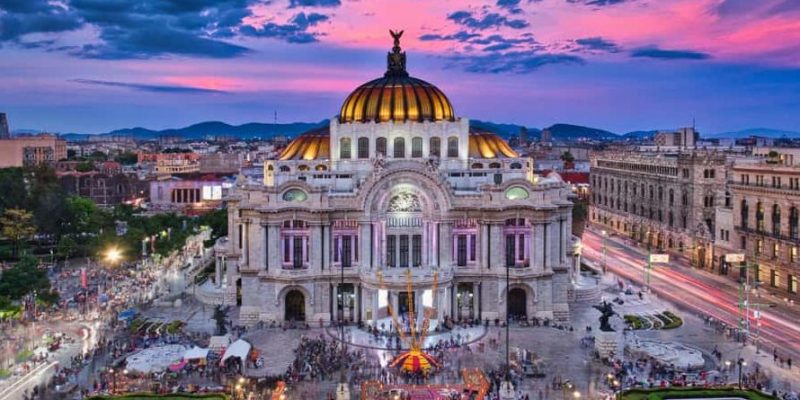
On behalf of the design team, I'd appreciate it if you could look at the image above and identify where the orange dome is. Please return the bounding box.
[339,30,455,124]
[468,128,518,158]
[278,127,330,161]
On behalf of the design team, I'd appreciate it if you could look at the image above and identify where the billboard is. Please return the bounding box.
[649,254,669,263]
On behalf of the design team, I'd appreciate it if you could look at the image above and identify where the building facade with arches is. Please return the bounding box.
[589,151,726,270]
[218,35,577,326]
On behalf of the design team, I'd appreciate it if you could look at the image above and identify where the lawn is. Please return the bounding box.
[621,387,777,399]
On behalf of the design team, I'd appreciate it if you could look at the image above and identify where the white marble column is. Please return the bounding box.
[267,224,280,271]
[311,224,322,271]
[440,222,452,267]
[490,223,503,268]
[359,222,370,269]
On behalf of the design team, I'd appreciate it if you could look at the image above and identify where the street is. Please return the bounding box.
[581,227,800,363]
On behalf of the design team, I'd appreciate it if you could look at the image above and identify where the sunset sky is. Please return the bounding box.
[1,0,799,134]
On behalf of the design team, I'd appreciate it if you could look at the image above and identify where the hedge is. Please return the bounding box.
[621,387,777,400]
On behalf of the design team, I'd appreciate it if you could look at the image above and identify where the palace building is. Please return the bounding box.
[216,33,578,326]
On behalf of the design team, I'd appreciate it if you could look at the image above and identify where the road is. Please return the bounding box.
[581,228,800,362]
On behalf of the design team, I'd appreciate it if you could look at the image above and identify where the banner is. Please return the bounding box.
[725,253,745,263]
[649,254,669,263]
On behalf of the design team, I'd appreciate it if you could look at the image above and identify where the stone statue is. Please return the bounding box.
[390,29,404,50]
[386,30,407,76]
[593,300,616,332]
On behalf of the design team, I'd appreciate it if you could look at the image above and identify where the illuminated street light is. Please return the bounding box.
[105,247,123,266]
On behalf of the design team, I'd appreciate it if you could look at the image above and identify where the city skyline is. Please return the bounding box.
[2,0,800,134]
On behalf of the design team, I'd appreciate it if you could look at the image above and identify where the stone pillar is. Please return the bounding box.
[490,223,503,268]
[359,222,370,269]
[479,223,489,270]
[267,224,280,271]
[439,222,451,268]
[532,224,544,272]
[311,224,322,272]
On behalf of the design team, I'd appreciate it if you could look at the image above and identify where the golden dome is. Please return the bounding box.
[468,128,518,158]
[339,31,455,124]
[278,127,330,161]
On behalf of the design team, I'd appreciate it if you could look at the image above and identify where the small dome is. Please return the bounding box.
[278,127,330,161]
[339,30,455,124]
[468,128,518,158]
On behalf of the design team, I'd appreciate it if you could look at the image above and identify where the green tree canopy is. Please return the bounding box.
[1,208,36,256]
[0,255,52,300]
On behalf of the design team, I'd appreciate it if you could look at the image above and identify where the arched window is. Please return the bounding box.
[756,201,765,232]
[357,137,369,159]
[267,165,274,171]
[429,137,441,158]
[668,189,674,205]
[772,204,781,236]
[790,206,799,239]
[315,164,327,171]
[279,165,291,172]
[393,137,405,158]
[489,162,501,169]
[471,163,484,169]
[411,137,423,158]
[668,211,674,227]
[447,136,459,158]
[339,137,351,159]
[298,164,309,171]
[510,162,522,169]
[376,137,387,156]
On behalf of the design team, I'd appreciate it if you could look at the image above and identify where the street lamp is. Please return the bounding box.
[105,247,123,266]
[737,358,746,389]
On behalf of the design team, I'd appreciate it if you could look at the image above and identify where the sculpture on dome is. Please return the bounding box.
[386,30,408,77]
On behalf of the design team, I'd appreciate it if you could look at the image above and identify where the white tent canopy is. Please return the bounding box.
[184,346,209,360]
[221,339,251,362]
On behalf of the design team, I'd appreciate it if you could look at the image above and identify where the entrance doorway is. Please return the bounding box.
[285,290,306,321]
[508,288,527,320]
[456,283,474,320]
[398,291,415,317]
[337,283,355,322]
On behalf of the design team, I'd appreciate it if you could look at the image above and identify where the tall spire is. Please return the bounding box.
[385,29,408,78]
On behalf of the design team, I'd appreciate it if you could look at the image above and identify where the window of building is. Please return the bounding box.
[387,235,396,267]
[340,137,351,159]
[771,269,779,288]
[333,220,358,268]
[790,275,798,294]
[357,137,369,159]
[504,218,529,267]
[756,239,763,256]
[429,137,441,158]
[411,137,423,158]
[447,136,459,158]
[668,211,674,227]
[741,236,747,250]
[668,189,674,206]
[756,202,765,232]
[790,207,799,239]
[772,205,781,236]
[725,191,731,207]
[741,200,749,230]
[281,220,309,269]
[393,137,405,158]
[399,235,409,267]
[376,137,387,156]
[412,234,422,267]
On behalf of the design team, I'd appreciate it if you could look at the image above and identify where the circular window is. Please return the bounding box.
[505,186,529,200]
[282,188,308,202]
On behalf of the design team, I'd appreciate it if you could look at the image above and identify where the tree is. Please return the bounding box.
[0,255,51,300]
[75,161,94,172]
[0,168,27,213]
[115,152,138,165]
[56,236,78,260]
[572,199,588,237]
[0,208,36,257]
[560,151,575,163]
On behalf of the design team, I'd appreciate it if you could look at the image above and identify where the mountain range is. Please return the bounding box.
[13,121,800,142]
